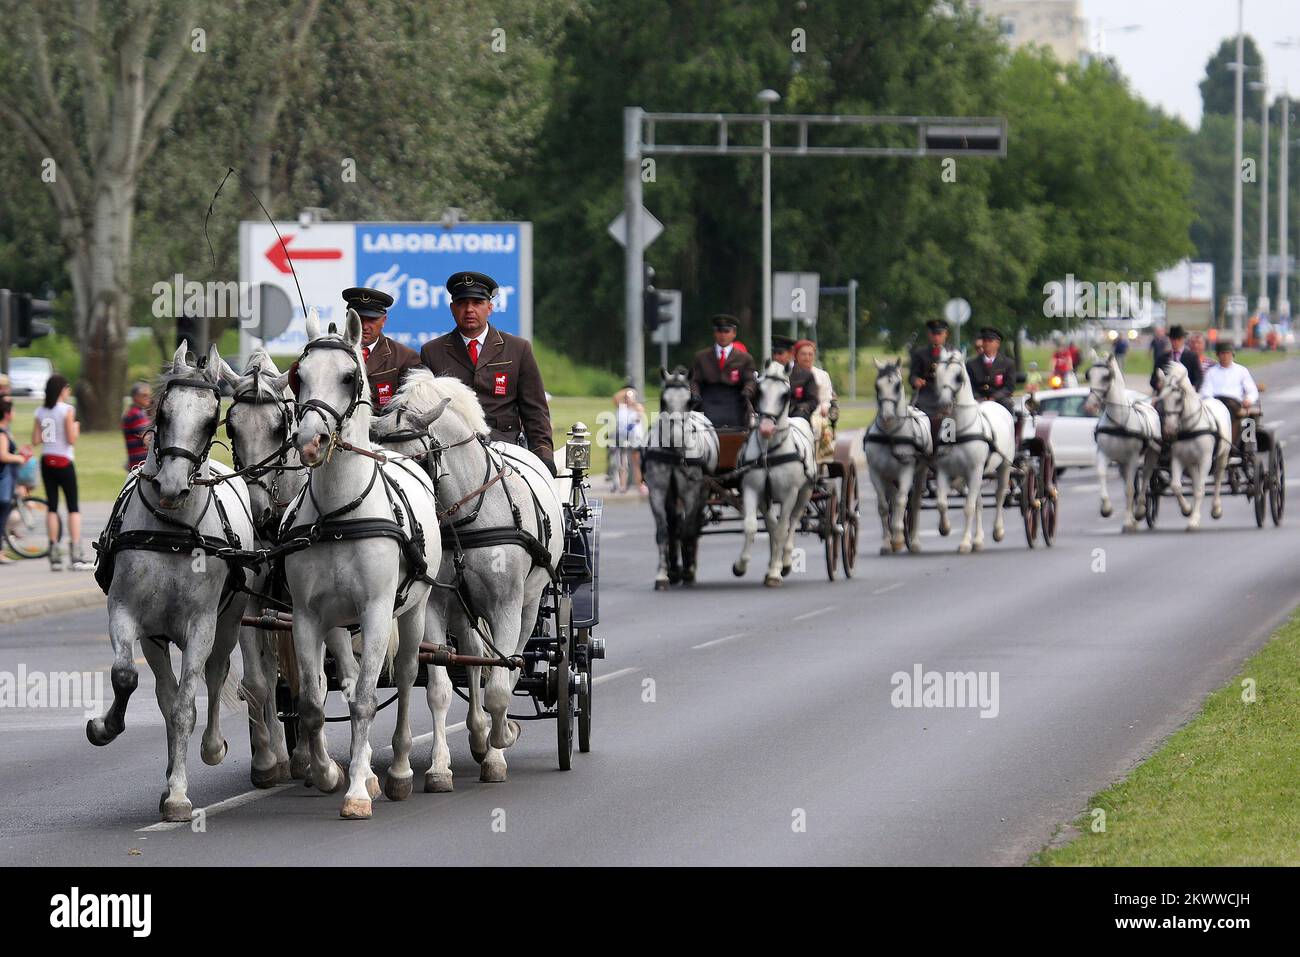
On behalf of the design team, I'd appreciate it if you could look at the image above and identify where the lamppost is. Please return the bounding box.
[758,89,780,362]
[1250,71,1270,316]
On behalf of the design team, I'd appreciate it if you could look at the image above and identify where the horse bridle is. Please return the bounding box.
[143,378,223,490]
[294,337,370,455]
[755,374,791,425]
[226,386,298,508]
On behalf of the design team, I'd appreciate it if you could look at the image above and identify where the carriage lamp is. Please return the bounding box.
[566,422,592,471]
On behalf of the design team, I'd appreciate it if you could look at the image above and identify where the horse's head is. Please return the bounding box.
[874,357,905,429]
[1154,364,1191,440]
[659,366,692,415]
[293,307,369,466]
[371,367,479,479]
[932,349,969,415]
[148,342,224,509]
[1082,356,1116,416]
[755,360,790,440]
[219,350,294,528]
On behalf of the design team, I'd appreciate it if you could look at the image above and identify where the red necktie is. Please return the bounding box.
[718,348,726,370]
[362,346,370,362]
[468,339,479,365]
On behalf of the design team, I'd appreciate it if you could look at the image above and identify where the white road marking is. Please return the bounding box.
[136,783,294,832]
[793,605,835,622]
[692,633,746,650]
[871,582,903,595]
[594,666,639,684]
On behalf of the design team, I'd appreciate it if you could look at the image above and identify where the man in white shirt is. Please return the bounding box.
[1200,341,1259,409]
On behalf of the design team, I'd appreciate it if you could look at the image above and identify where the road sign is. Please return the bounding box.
[244,283,294,340]
[944,297,971,325]
[773,272,820,321]
[1226,294,1249,317]
[650,290,681,345]
[607,208,663,248]
[239,220,532,358]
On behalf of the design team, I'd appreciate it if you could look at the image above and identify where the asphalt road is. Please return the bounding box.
[3,356,1300,866]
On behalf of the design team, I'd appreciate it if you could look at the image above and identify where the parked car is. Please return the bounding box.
[6,357,53,397]
[1017,386,1149,472]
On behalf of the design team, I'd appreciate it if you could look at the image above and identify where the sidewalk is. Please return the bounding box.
[0,502,111,625]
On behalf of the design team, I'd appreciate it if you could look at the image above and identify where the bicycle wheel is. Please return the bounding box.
[5,495,55,559]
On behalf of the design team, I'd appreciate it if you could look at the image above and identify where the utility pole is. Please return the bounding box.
[1252,68,1271,315]
[758,89,780,361]
[1280,94,1292,320]
[623,107,646,396]
[1231,0,1245,342]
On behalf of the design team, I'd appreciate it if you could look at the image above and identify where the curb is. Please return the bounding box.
[0,585,103,626]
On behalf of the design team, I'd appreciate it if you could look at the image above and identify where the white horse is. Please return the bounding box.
[863,357,932,553]
[217,350,357,787]
[931,351,1015,552]
[371,368,563,787]
[1154,363,1231,530]
[88,343,256,822]
[285,308,441,819]
[1083,354,1161,533]
[642,367,719,588]
[732,361,817,586]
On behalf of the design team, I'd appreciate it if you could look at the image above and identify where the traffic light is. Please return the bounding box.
[642,264,673,328]
[14,294,52,348]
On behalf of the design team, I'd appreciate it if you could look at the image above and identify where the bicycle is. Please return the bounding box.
[3,488,59,559]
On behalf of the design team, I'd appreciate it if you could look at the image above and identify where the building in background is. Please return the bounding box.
[972,0,1086,65]
[1157,260,1216,330]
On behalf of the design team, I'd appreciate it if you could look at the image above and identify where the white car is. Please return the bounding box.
[6,357,53,397]
[1017,386,1148,472]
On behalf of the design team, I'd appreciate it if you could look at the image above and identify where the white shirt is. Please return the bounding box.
[35,402,75,460]
[715,344,733,363]
[461,326,489,359]
[1200,361,1259,406]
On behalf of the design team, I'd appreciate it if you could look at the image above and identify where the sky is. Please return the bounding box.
[1083,0,1300,127]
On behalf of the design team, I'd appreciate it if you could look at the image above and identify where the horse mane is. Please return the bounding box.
[763,360,788,379]
[240,350,288,400]
[392,367,490,435]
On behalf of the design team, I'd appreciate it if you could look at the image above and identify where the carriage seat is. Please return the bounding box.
[1213,395,1267,455]
[715,429,748,472]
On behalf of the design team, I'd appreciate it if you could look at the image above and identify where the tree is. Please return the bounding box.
[1200,35,1263,120]
[0,0,212,428]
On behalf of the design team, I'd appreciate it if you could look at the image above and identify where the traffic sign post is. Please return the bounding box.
[774,271,820,337]
[944,297,971,349]
[650,289,682,369]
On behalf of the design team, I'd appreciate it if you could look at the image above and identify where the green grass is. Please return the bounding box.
[1034,611,1300,866]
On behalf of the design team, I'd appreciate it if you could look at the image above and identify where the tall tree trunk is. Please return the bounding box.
[75,180,136,430]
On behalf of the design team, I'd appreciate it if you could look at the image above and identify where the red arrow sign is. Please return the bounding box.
[264,235,343,273]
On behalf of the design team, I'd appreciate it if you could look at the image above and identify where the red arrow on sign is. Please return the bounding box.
[264,235,343,274]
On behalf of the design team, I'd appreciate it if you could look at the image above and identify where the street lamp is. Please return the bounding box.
[758,88,780,361]
[1229,0,1245,343]
[1250,73,1271,315]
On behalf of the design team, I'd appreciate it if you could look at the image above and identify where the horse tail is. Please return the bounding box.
[385,620,400,677]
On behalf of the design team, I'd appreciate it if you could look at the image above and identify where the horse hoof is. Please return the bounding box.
[1180,504,1193,517]
[1121,523,1137,534]
[993,527,1005,543]
[880,545,892,555]
[1185,524,1199,533]
[763,575,783,587]
[1212,505,1223,520]
[479,760,507,783]
[890,538,904,552]
[654,580,669,591]
[781,564,792,577]
[250,763,285,788]
[667,572,682,585]
[318,761,347,794]
[289,752,310,780]
[1100,503,1113,518]
[366,775,381,801]
[939,523,951,537]
[681,576,695,587]
[470,743,487,764]
[201,738,228,767]
[424,771,454,793]
[907,541,922,554]
[86,718,118,747]
[159,794,193,823]
[958,543,972,554]
[732,562,746,577]
[383,773,412,802]
[340,797,372,820]
[972,541,984,552]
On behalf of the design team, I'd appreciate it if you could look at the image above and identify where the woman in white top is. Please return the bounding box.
[32,374,90,570]
[794,340,838,461]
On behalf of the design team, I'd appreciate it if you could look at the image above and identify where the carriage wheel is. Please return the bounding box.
[1039,452,1058,547]
[1253,453,1267,527]
[840,463,860,576]
[1270,442,1286,526]
[823,486,840,580]
[577,627,593,753]
[1145,472,1162,528]
[1020,465,1039,547]
[554,596,574,771]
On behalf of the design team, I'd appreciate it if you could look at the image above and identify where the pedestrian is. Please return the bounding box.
[32,375,91,571]
[794,339,836,460]
[1,397,35,566]
[1190,332,1212,375]
[609,384,646,494]
[121,381,153,472]
[0,373,11,398]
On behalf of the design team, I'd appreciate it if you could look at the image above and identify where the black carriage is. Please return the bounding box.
[253,424,604,772]
[1143,408,1284,529]
[698,426,861,579]
[908,403,1059,548]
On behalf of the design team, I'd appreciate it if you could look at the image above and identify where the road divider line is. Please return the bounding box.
[871,582,903,595]
[136,783,294,832]
[692,633,745,650]
[793,606,835,622]
[593,666,639,684]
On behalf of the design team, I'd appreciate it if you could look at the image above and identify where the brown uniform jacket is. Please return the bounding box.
[364,335,423,412]
[419,325,553,461]
[689,345,758,428]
